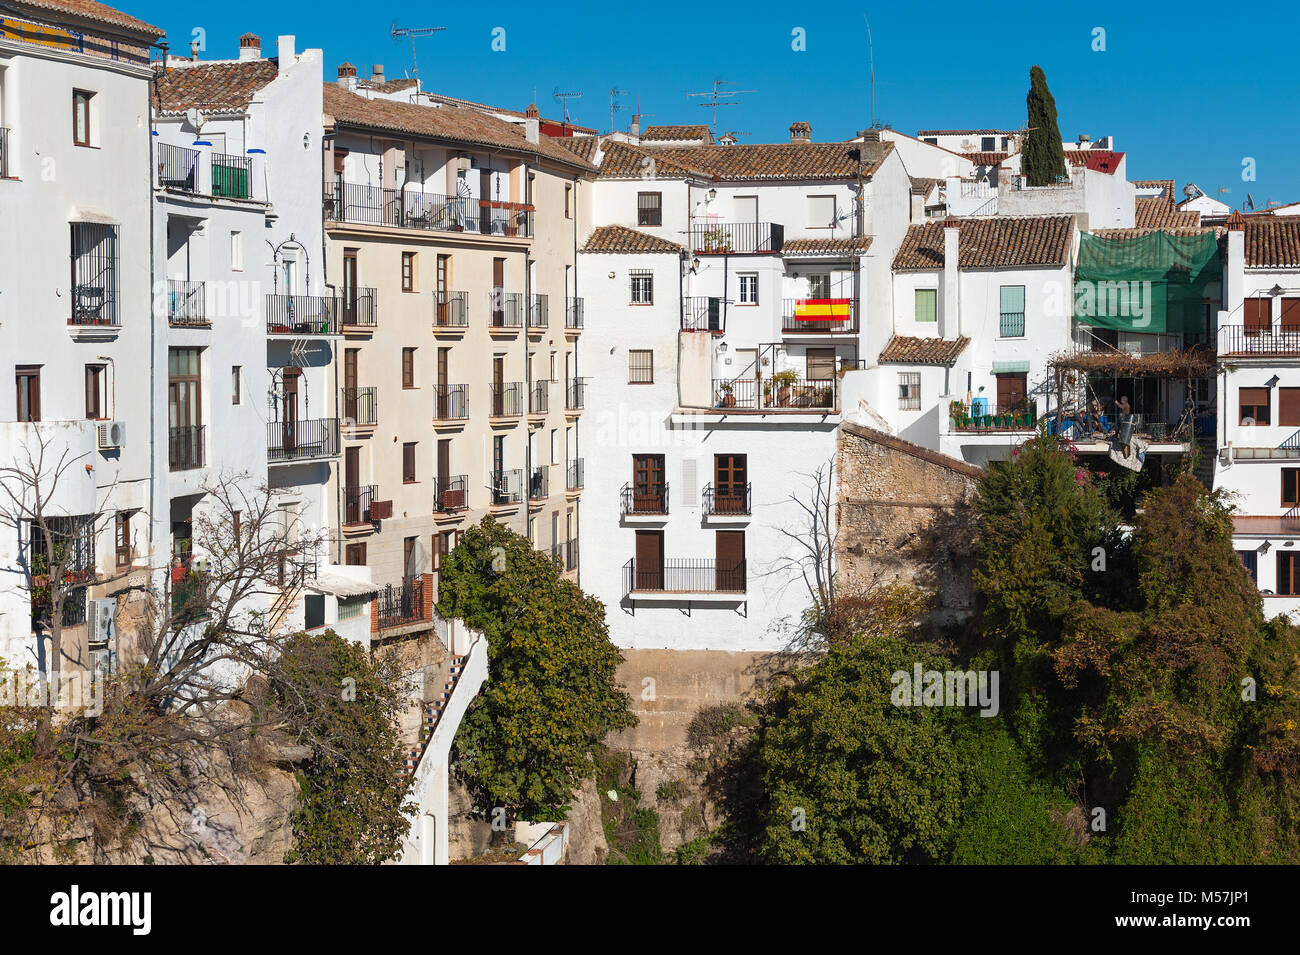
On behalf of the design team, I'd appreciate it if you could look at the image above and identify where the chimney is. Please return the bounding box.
[525,103,540,118]
[189,39,201,61]
[789,121,812,144]
[859,128,881,143]
[372,64,384,84]
[1225,211,1246,321]
[277,35,295,72]
[337,62,357,91]
[239,33,260,60]
[941,218,960,338]
[630,114,641,138]
[525,117,540,145]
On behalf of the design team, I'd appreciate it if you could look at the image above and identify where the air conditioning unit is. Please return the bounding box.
[89,647,115,679]
[87,597,116,647]
[97,420,125,449]
[454,155,471,173]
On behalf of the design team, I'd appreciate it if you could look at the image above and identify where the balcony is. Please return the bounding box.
[561,538,579,572]
[713,376,839,411]
[689,221,784,255]
[341,386,378,428]
[621,481,669,517]
[211,152,252,200]
[490,382,524,418]
[343,484,377,526]
[267,417,340,464]
[325,180,534,237]
[340,287,378,331]
[566,297,584,330]
[622,558,747,596]
[266,293,341,336]
[167,279,207,327]
[156,143,255,200]
[529,464,550,501]
[168,425,205,471]
[433,384,470,422]
[528,293,549,331]
[1219,324,1300,358]
[490,468,523,506]
[703,482,751,517]
[489,290,524,330]
[157,142,199,192]
[566,458,584,491]
[781,298,858,335]
[434,290,469,330]
[434,474,469,513]
[682,296,725,333]
[566,378,587,412]
[374,575,431,632]
[529,381,549,416]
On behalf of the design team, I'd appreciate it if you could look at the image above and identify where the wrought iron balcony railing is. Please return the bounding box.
[490,468,523,506]
[689,221,784,254]
[566,297,584,329]
[168,425,205,471]
[702,482,751,516]
[567,458,584,490]
[490,382,524,417]
[621,481,669,516]
[167,278,207,326]
[434,290,469,328]
[433,384,469,421]
[341,386,378,427]
[267,417,340,463]
[434,474,469,512]
[623,557,746,595]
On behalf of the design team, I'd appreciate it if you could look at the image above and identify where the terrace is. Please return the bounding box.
[325,180,533,238]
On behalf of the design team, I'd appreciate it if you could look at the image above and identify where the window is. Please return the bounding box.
[738,273,758,305]
[168,348,202,470]
[1240,387,1270,426]
[1283,298,1300,332]
[1283,469,1300,507]
[1238,549,1258,585]
[84,364,104,419]
[565,184,572,218]
[1280,552,1300,597]
[404,536,417,575]
[629,349,654,384]
[637,192,662,226]
[999,285,1026,337]
[914,288,937,323]
[806,348,836,381]
[401,251,416,292]
[70,222,119,326]
[1281,388,1300,427]
[72,90,92,146]
[899,372,921,410]
[231,231,243,271]
[403,442,417,483]
[630,269,654,305]
[345,542,367,566]
[808,274,831,299]
[16,366,40,422]
[115,512,132,568]
[923,137,938,145]
[402,347,416,389]
[231,366,242,405]
[807,195,836,229]
[337,595,365,621]
[433,530,455,572]
[1245,298,1271,335]
[981,136,995,151]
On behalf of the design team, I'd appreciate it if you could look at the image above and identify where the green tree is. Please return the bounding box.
[755,635,964,864]
[269,630,413,864]
[438,518,635,822]
[1023,65,1067,186]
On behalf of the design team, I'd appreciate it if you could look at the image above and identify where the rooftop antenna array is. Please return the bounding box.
[390,24,445,81]
[552,87,583,124]
[609,87,631,135]
[862,14,877,129]
[688,79,756,132]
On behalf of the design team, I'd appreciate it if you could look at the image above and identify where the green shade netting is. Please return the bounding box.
[1074,230,1221,333]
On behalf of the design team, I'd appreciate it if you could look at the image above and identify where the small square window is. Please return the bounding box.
[637,192,662,226]
[738,274,758,305]
[629,350,654,384]
[899,372,921,410]
[401,251,416,292]
[914,289,937,323]
[630,269,654,305]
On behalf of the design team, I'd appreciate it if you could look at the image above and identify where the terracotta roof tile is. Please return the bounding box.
[644,141,893,182]
[553,135,600,163]
[151,60,280,114]
[579,225,683,254]
[960,151,1010,165]
[878,335,970,365]
[322,84,595,172]
[641,124,712,142]
[911,176,941,197]
[13,0,162,36]
[1134,195,1201,230]
[916,128,1014,137]
[892,216,1074,271]
[782,235,873,255]
[1244,218,1300,268]
[595,139,706,179]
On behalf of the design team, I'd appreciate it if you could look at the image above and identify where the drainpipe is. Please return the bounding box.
[147,68,158,575]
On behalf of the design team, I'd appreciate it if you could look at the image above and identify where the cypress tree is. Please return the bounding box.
[1024,65,1067,186]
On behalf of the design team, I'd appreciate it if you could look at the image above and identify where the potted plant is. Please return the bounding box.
[772,369,799,407]
[719,380,736,408]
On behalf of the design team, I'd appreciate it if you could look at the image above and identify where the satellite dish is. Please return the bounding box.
[185,108,205,132]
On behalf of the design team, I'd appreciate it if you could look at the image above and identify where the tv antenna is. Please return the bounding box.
[390,24,445,80]
[552,87,583,123]
[609,87,631,134]
[688,79,756,132]
[862,14,877,129]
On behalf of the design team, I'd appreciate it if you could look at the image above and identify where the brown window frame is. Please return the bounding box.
[1280,387,1300,427]
[72,90,92,147]
[402,347,416,389]
[115,511,132,568]
[1280,551,1300,596]
[1284,469,1300,507]
[637,191,662,227]
[403,441,417,484]
[401,251,416,292]
[85,363,104,420]
[1245,297,1271,335]
[628,349,654,384]
[17,365,41,422]
[1240,387,1271,426]
[806,348,836,382]
[345,542,367,566]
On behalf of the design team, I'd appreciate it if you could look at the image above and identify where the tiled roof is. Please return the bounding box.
[960,151,1010,165]
[1134,195,1201,230]
[595,139,707,179]
[579,225,683,254]
[641,124,712,142]
[554,135,600,163]
[1133,178,1174,197]
[1093,227,1218,240]
[878,335,970,365]
[322,84,595,172]
[1244,218,1300,268]
[1066,149,1124,174]
[911,176,941,197]
[782,235,873,255]
[892,216,1074,271]
[358,77,420,94]
[14,0,163,36]
[916,128,1013,137]
[151,60,281,114]
[646,141,893,181]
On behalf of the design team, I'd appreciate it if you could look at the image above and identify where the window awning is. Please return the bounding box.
[992,360,1030,374]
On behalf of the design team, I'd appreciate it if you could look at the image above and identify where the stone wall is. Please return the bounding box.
[836,422,983,626]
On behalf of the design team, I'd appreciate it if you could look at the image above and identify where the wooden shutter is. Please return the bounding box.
[634,530,663,590]
[806,348,835,381]
[1245,298,1270,334]
[1280,388,1300,426]
[996,373,1027,413]
[1283,298,1300,332]
[715,530,745,591]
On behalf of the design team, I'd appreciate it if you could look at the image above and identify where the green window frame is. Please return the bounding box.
[999,285,1026,337]
[914,288,936,323]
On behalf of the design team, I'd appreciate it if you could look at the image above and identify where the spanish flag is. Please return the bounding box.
[794,298,851,322]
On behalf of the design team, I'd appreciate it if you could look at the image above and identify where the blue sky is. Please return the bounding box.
[130,0,1300,209]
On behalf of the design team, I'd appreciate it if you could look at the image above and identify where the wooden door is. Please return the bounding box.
[492,356,505,415]
[343,349,358,421]
[714,454,747,513]
[436,254,450,322]
[635,530,663,591]
[342,251,358,324]
[492,258,505,325]
[633,454,665,513]
[281,367,300,453]
[715,530,745,591]
[996,372,1027,414]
